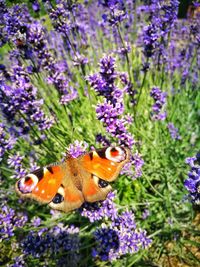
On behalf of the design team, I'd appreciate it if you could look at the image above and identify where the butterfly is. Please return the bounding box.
[15,146,130,213]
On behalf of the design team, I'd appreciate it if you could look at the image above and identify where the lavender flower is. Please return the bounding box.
[27,21,78,104]
[95,133,111,146]
[143,23,159,58]
[22,224,80,264]
[88,55,135,148]
[101,3,127,27]
[92,226,119,261]
[142,209,150,219]
[1,3,31,46]
[10,255,25,267]
[0,123,16,161]
[92,210,151,261]
[121,152,144,179]
[141,0,179,65]
[167,123,181,140]
[48,0,89,57]
[7,153,24,169]
[80,191,118,222]
[31,216,41,227]
[0,204,28,241]
[66,140,88,158]
[11,168,27,180]
[32,0,40,13]
[0,64,54,131]
[184,153,200,205]
[150,87,167,120]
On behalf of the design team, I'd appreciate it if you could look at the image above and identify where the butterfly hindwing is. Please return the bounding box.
[48,182,84,213]
[82,173,112,202]
[48,158,84,212]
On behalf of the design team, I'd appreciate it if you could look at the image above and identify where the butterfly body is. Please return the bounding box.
[15,147,130,212]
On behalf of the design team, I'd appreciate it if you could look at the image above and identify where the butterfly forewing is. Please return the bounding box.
[15,165,64,203]
[81,147,130,182]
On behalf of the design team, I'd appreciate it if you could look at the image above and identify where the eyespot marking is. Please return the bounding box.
[52,193,64,204]
[17,174,38,194]
[105,147,126,162]
[110,147,119,156]
[24,177,33,186]
[92,175,110,189]
[98,178,109,188]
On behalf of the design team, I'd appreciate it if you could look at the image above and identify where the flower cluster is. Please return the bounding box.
[0,204,28,241]
[28,21,78,104]
[101,1,127,27]
[80,191,151,261]
[66,140,89,158]
[22,224,80,265]
[184,154,200,205]
[150,87,167,120]
[80,191,117,222]
[167,122,181,140]
[48,0,89,58]
[0,1,31,46]
[121,152,144,179]
[7,152,27,179]
[92,210,151,261]
[142,0,179,63]
[0,64,54,131]
[0,123,16,161]
[88,55,134,148]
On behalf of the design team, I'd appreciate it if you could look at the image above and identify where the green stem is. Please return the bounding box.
[117,25,132,82]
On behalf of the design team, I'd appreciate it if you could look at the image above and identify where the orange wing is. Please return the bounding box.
[15,165,64,203]
[81,147,130,182]
[48,181,84,212]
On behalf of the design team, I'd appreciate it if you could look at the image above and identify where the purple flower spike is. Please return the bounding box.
[7,153,24,170]
[22,224,80,265]
[0,123,16,161]
[89,55,135,148]
[92,209,151,261]
[167,123,181,140]
[0,204,28,241]
[32,0,40,13]
[66,140,88,158]
[150,87,167,121]
[80,191,118,222]
[184,153,200,204]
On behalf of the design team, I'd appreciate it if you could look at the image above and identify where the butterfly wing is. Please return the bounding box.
[15,165,64,203]
[48,159,84,212]
[81,147,130,182]
[15,161,84,213]
[80,146,130,202]
[81,172,112,202]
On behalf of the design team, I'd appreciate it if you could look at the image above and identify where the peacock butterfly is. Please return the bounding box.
[15,146,130,212]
